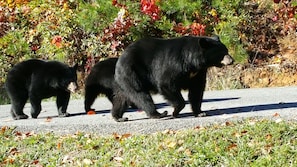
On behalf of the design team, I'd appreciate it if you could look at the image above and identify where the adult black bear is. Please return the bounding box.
[114,36,234,121]
[5,59,78,120]
[84,58,135,121]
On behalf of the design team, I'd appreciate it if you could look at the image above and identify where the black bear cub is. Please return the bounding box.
[84,58,118,112]
[114,36,234,121]
[5,59,78,120]
[84,58,133,122]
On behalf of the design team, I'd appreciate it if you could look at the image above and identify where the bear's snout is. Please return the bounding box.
[67,82,77,93]
[221,55,234,66]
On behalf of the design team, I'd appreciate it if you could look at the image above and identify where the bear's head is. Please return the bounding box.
[64,64,78,93]
[199,36,234,68]
[48,62,78,93]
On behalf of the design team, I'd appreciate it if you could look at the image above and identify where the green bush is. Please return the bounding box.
[0,0,254,104]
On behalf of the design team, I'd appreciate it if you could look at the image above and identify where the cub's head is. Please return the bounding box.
[199,36,234,68]
[48,62,78,93]
[64,64,78,93]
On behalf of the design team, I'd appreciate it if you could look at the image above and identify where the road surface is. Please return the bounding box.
[0,86,297,135]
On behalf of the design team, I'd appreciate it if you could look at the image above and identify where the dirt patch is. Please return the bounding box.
[241,64,297,88]
[207,61,297,90]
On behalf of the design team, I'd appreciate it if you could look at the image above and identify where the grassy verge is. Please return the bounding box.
[1,119,296,166]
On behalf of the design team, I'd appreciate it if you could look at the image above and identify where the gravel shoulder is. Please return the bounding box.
[0,86,297,135]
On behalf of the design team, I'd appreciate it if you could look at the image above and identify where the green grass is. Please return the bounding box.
[1,119,296,166]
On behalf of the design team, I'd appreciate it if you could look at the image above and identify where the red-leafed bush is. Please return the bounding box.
[140,0,161,21]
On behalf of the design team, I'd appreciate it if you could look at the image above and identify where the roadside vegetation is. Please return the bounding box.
[0,1,297,166]
[1,0,297,104]
[1,118,296,166]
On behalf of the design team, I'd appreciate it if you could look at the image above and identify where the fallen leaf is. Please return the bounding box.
[194,125,201,130]
[57,142,62,149]
[241,130,248,134]
[266,134,272,140]
[1,126,8,133]
[227,143,237,151]
[45,117,52,122]
[87,110,96,115]
[31,160,39,165]
[273,113,280,117]
[15,131,22,136]
[130,160,136,166]
[177,139,184,145]
[8,147,19,155]
[225,121,233,126]
[113,133,132,141]
[92,145,100,150]
[162,129,176,134]
[4,158,15,165]
[25,131,34,137]
[185,149,192,156]
[122,133,132,139]
[233,132,241,137]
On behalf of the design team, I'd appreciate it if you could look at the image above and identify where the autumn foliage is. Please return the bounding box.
[0,0,296,94]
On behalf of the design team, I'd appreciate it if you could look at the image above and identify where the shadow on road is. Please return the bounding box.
[155,97,240,109]
[70,97,241,118]
[177,101,297,118]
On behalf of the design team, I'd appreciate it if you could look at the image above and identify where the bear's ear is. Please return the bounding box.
[72,63,78,71]
[199,38,212,49]
[211,35,220,41]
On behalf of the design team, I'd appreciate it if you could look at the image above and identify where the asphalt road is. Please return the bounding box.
[1,86,297,135]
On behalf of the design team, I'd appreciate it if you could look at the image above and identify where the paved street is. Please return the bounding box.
[0,86,297,135]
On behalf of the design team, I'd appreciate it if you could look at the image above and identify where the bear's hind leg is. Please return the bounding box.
[111,94,129,122]
[160,87,185,118]
[11,99,29,119]
[56,91,71,117]
[115,66,167,119]
[129,91,168,119]
[9,90,29,119]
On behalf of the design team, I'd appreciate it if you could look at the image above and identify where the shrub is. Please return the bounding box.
[0,0,267,104]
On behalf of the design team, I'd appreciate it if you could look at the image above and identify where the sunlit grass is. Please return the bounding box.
[1,119,296,166]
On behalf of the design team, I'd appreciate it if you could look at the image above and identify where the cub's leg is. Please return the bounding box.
[56,91,71,117]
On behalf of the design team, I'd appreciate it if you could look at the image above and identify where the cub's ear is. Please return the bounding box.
[199,38,212,49]
[211,35,220,41]
[72,63,78,71]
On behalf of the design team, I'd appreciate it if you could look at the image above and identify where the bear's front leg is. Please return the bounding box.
[188,70,207,117]
[56,91,71,117]
[84,85,100,112]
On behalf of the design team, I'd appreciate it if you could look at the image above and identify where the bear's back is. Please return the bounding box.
[6,59,45,81]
